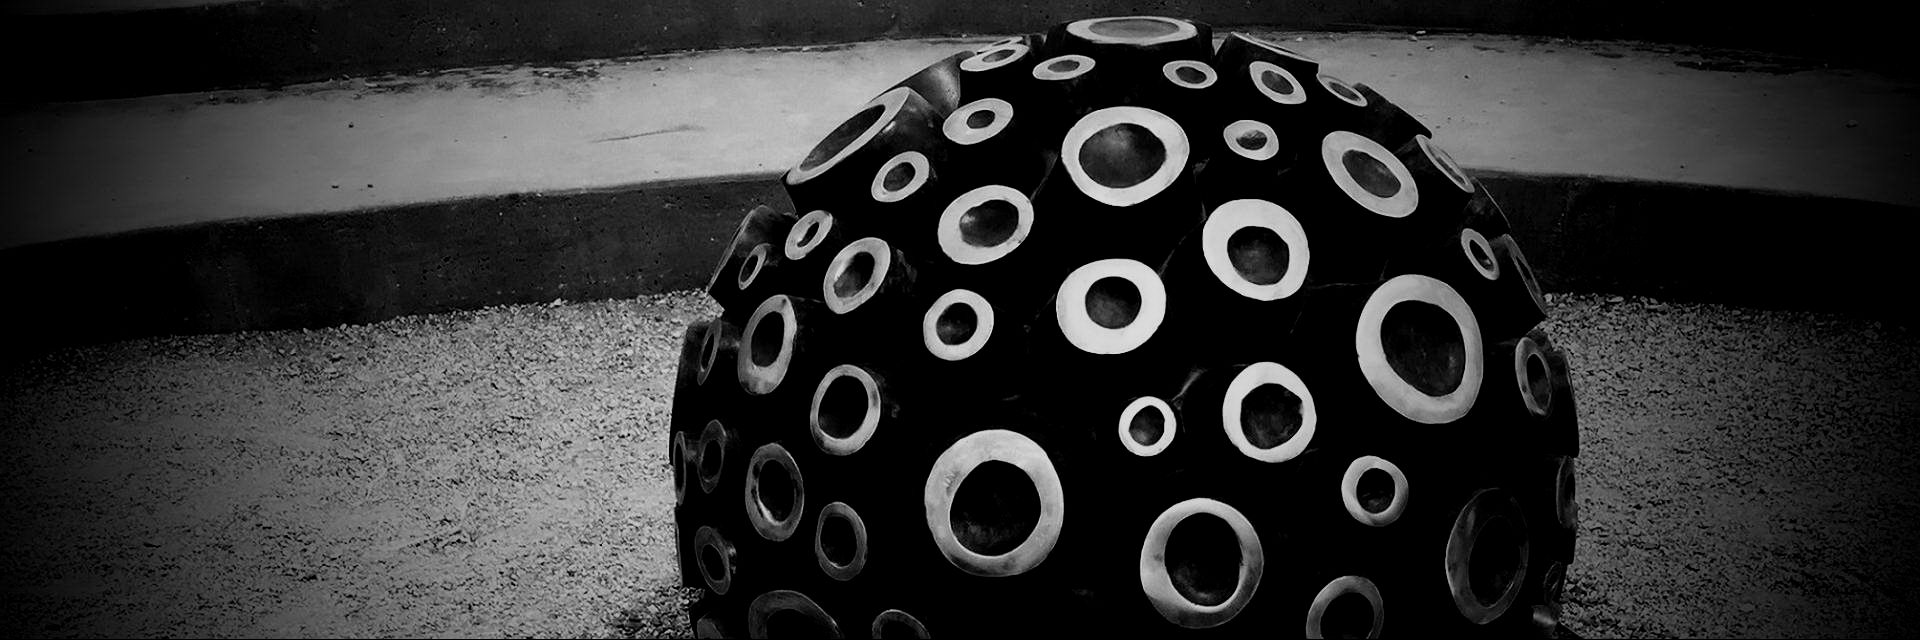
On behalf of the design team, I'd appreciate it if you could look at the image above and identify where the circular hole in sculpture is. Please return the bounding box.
[698,437,724,483]
[950,460,1040,556]
[1524,351,1553,411]
[1175,65,1208,84]
[1164,512,1242,607]
[1236,129,1270,150]
[1380,301,1467,397]
[960,199,1019,248]
[936,302,978,346]
[1080,123,1167,189]
[1088,16,1181,38]
[1260,69,1298,96]
[881,161,916,193]
[1342,149,1402,199]
[1323,590,1377,638]
[757,460,799,523]
[966,108,996,130]
[1085,276,1143,329]
[1241,383,1305,449]
[1469,515,1526,607]
[799,104,884,171]
[698,544,726,583]
[1227,226,1288,286]
[1047,59,1079,74]
[748,313,785,367]
[819,512,859,568]
[833,251,877,300]
[1129,405,1167,446]
[816,374,870,440]
[1357,467,1396,515]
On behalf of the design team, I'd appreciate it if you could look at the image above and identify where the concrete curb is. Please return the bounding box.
[3,171,1910,357]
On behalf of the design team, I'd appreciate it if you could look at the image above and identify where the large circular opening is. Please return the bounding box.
[749,312,786,367]
[819,512,859,568]
[1343,149,1402,199]
[936,302,978,345]
[757,460,799,523]
[950,460,1040,556]
[1164,513,1242,607]
[1322,591,1377,638]
[765,609,836,639]
[1080,123,1167,189]
[833,251,877,299]
[799,104,884,171]
[1129,405,1167,447]
[1469,515,1525,607]
[1240,383,1304,449]
[959,199,1019,248]
[1227,226,1288,286]
[1356,467,1396,515]
[1086,276,1143,329]
[1088,16,1181,38]
[1260,69,1298,96]
[815,374,870,440]
[1380,301,1467,397]
[1524,351,1553,412]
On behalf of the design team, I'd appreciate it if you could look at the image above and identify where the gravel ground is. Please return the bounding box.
[2,292,1916,638]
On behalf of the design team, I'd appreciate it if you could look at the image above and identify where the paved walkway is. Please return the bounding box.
[4,32,1914,248]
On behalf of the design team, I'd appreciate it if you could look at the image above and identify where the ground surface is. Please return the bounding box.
[2,292,1917,638]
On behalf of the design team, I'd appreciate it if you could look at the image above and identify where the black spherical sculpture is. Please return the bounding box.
[669,15,1579,639]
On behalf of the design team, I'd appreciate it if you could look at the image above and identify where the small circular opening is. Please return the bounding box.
[1080,123,1167,189]
[1260,69,1297,96]
[1236,129,1270,150]
[737,251,763,287]
[1175,65,1208,84]
[1128,405,1166,446]
[1327,79,1362,102]
[1356,467,1396,514]
[796,219,821,246]
[1468,515,1524,607]
[699,543,726,581]
[749,312,786,367]
[816,374,870,439]
[983,48,1015,63]
[670,436,686,483]
[1323,591,1377,639]
[757,461,799,522]
[1524,352,1553,411]
[959,199,1019,248]
[820,513,859,567]
[800,104,884,171]
[1469,238,1496,271]
[1226,226,1288,286]
[699,328,720,373]
[833,251,878,299]
[936,302,979,346]
[965,109,996,130]
[1342,149,1402,199]
[765,609,835,639]
[881,161,916,192]
[1048,59,1079,73]
[1380,301,1466,397]
[1240,383,1304,449]
[1085,277,1143,329]
[699,437,723,482]
[1088,17,1180,38]
[950,460,1040,556]
[1164,512,1241,607]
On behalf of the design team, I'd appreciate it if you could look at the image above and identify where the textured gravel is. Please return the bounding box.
[2,291,1916,638]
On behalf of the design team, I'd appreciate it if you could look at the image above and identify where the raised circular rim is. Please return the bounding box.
[1139,497,1265,628]
[870,609,930,639]
[870,151,931,203]
[744,442,806,542]
[1417,134,1476,194]
[923,429,1065,577]
[1061,106,1189,207]
[1065,15,1199,46]
[1202,198,1312,301]
[1444,488,1531,624]
[1514,336,1554,418]
[937,185,1034,265]
[1163,60,1219,89]
[1118,395,1177,456]
[809,363,883,456]
[692,525,735,596]
[696,317,728,387]
[822,237,894,314]
[671,430,691,505]
[738,295,799,395]
[1032,54,1095,81]
[1322,130,1420,219]
[696,419,729,494]
[1340,455,1410,527]
[943,98,1015,146]
[736,242,770,290]
[746,590,842,639]
[960,42,1030,73]
[814,501,870,581]
[787,86,911,186]
[1317,74,1369,107]
[1248,61,1308,106]
[1554,456,1578,530]
[1460,227,1502,281]
[785,210,835,261]
[1355,274,1485,424]
[1054,258,1169,355]
[922,288,996,362]
[1221,361,1319,463]
[1222,119,1281,161]
[1305,575,1386,639]
[1231,32,1319,65]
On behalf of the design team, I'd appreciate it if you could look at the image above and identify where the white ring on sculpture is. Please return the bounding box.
[1355,274,1485,424]
[960,42,1030,73]
[923,429,1065,577]
[922,289,995,362]
[1460,227,1501,281]
[1555,457,1578,530]
[1319,73,1370,107]
[937,185,1033,265]
[1139,497,1265,628]
[692,525,735,596]
[814,501,870,581]
[744,443,806,542]
[810,364,882,456]
[1054,258,1168,355]
[671,430,691,505]
[1118,396,1177,456]
[1202,198,1311,301]
[1445,489,1530,625]
[1515,336,1554,418]
[1249,61,1308,106]
[871,151,931,203]
[696,419,729,494]
[1322,130,1420,219]
[1163,60,1218,89]
[1340,455,1409,527]
[823,237,894,314]
[785,210,834,261]
[1417,134,1476,194]
[1066,15,1199,46]
[738,295,799,395]
[1305,575,1386,639]
[1221,361,1318,463]
[746,590,842,639]
[1223,120,1281,161]
[944,98,1015,146]
[1062,106,1189,207]
[788,86,911,186]
[736,242,769,290]
[1032,54,1095,81]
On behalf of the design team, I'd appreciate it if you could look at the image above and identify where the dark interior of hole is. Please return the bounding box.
[1260,69,1297,95]
[983,48,1015,63]
[832,251,878,300]
[1468,515,1524,607]
[1089,17,1180,38]
[799,104,884,171]
[756,460,799,523]
[881,161,916,192]
[1469,238,1497,271]
[816,374,870,439]
[1524,352,1554,410]
[1174,65,1207,84]
[965,108,996,130]
[1328,79,1362,101]
[820,512,860,567]
[1165,513,1241,607]
[796,219,820,246]
[1240,383,1304,449]
[737,251,762,286]
[1047,59,1079,73]
[1080,123,1167,189]
[935,302,979,346]
[1321,591,1377,639]
[959,199,1018,248]
[1342,149,1402,199]
[1084,276,1143,330]
[950,460,1040,556]
[1226,226,1288,286]
[875,619,924,639]
[764,609,835,639]
[1128,404,1166,447]
[1380,301,1466,397]
[699,437,723,482]
[699,543,726,582]
[1356,467,1396,514]
[749,312,786,367]
[1235,129,1270,151]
